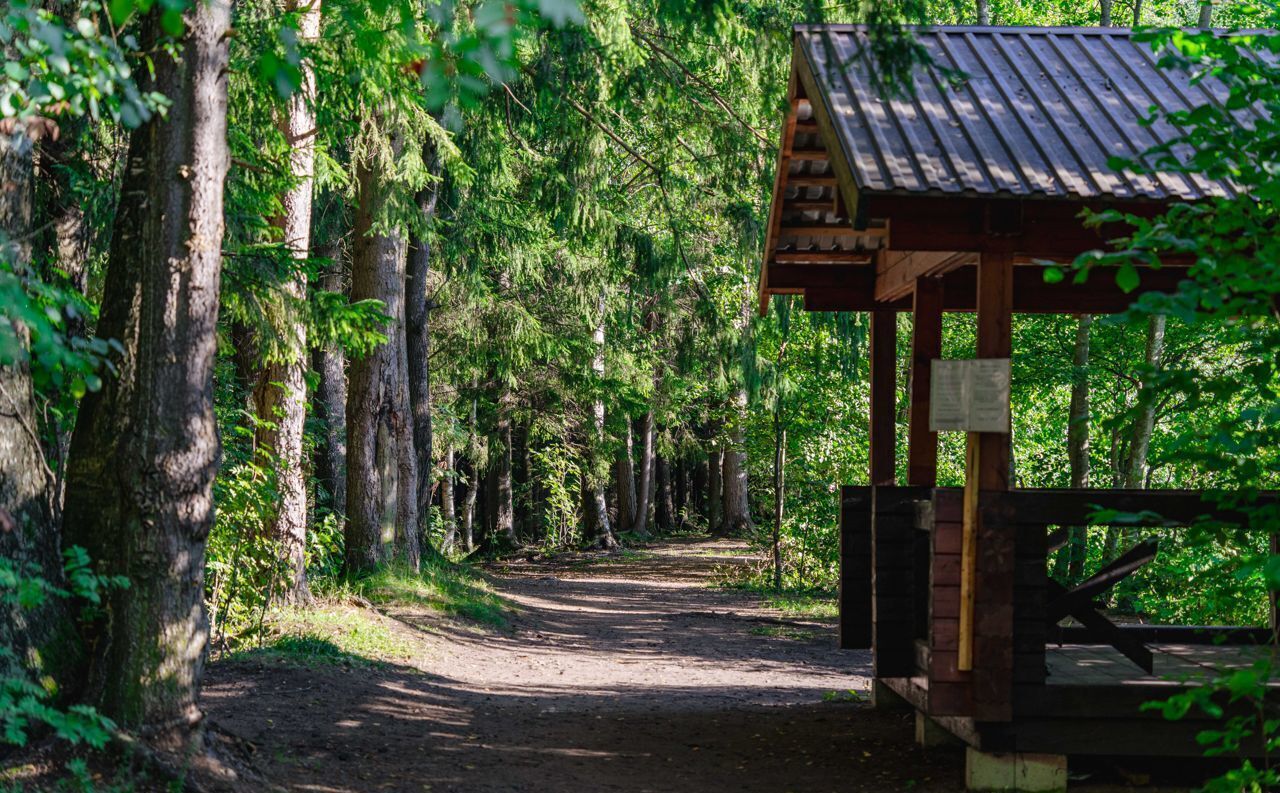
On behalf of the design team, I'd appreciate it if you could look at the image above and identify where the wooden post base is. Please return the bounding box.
[871,679,911,711]
[965,748,1067,792]
[915,712,963,748]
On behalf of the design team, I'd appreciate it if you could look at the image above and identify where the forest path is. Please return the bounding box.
[204,537,966,792]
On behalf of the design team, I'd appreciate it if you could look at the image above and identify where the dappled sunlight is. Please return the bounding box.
[202,539,943,792]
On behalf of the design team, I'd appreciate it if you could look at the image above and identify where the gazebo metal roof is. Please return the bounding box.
[796,25,1240,202]
[758,25,1240,315]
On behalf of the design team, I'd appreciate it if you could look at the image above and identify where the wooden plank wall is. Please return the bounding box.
[928,490,973,715]
[839,486,873,649]
[872,486,929,677]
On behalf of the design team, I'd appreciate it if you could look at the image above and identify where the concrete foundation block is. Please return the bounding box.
[965,748,1067,792]
[915,712,962,747]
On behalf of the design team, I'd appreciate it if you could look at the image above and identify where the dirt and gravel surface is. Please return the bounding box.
[202,538,1189,792]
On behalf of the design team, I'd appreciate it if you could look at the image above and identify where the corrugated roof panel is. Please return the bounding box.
[795,26,1241,201]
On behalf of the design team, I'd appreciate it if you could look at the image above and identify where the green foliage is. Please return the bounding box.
[0,1,165,126]
[0,548,125,750]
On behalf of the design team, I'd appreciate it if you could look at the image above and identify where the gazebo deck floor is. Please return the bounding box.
[1045,642,1279,687]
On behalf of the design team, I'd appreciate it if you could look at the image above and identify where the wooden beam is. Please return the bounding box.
[778,225,865,236]
[788,176,838,187]
[793,44,862,228]
[861,195,1174,261]
[876,250,973,302]
[772,251,871,265]
[908,277,943,486]
[790,264,1191,314]
[965,248,1015,722]
[756,55,803,316]
[790,149,830,160]
[870,306,897,486]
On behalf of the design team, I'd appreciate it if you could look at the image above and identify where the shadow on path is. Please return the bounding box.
[204,538,963,792]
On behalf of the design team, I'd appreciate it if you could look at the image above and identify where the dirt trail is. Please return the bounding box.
[205,537,969,792]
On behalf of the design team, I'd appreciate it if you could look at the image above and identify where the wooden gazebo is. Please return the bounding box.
[760,25,1275,790]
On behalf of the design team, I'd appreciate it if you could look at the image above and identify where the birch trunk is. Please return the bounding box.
[589,300,616,548]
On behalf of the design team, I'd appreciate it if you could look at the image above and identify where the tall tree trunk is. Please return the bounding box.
[656,455,675,532]
[589,299,615,548]
[1198,1,1213,27]
[61,0,231,735]
[441,441,457,552]
[722,391,753,535]
[691,452,707,523]
[1099,0,1113,26]
[1,119,74,690]
[708,447,723,535]
[462,397,478,552]
[495,402,515,547]
[976,0,990,24]
[345,124,420,576]
[406,146,441,558]
[1063,314,1092,583]
[631,411,654,536]
[252,0,321,603]
[773,409,786,592]
[615,419,636,531]
[1124,314,1166,490]
[313,240,347,517]
[35,105,91,516]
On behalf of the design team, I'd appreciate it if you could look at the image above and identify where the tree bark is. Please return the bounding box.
[707,447,723,535]
[441,442,457,552]
[1124,314,1166,489]
[1064,314,1092,582]
[773,410,786,592]
[462,397,478,552]
[61,0,231,735]
[656,454,675,532]
[406,145,441,557]
[1100,0,1113,26]
[722,393,753,535]
[313,241,347,517]
[495,402,515,547]
[1198,1,1213,27]
[345,124,420,576]
[631,411,654,537]
[252,0,321,603]
[0,119,73,689]
[976,0,990,24]
[589,298,616,548]
[615,419,636,531]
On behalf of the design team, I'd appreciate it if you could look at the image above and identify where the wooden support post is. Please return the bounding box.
[870,308,897,486]
[958,249,1013,678]
[908,277,942,487]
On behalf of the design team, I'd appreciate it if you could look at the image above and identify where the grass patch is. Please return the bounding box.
[348,558,511,628]
[749,624,816,641]
[711,569,837,620]
[762,592,838,620]
[567,549,656,568]
[227,603,413,668]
